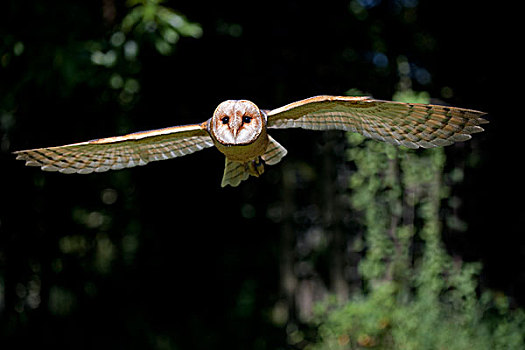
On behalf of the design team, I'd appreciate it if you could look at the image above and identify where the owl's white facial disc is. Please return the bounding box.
[211,100,265,145]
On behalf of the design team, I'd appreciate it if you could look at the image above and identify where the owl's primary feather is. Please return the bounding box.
[14,95,488,187]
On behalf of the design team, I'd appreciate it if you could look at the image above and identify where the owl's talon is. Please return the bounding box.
[254,157,265,175]
[246,157,265,177]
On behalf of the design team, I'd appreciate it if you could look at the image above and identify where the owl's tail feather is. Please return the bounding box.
[221,136,288,187]
[221,158,262,187]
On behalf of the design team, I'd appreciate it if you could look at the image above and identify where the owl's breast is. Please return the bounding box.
[213,128,269,162]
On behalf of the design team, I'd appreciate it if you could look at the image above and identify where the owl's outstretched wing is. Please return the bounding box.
[266,95,488,149]
[14,123,213,174]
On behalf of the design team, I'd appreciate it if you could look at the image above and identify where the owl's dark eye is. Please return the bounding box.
[242,116,252,124]
[221,116,229,124]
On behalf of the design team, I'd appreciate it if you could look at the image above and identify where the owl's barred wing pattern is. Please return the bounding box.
[14,123,213,174]
[266,95,488,149]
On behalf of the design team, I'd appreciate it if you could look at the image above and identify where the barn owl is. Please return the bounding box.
[14,95,488,187]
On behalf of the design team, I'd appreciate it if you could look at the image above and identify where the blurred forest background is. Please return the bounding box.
[1,0,524,349]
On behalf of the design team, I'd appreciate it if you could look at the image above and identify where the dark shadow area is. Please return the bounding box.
[1,0,521,348]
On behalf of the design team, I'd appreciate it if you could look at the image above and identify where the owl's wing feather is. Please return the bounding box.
[266,95,488,149]
[261,135,288,165]
[14,123,213,174]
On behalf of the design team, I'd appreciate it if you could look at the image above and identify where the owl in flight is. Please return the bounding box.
[14,95,488,187]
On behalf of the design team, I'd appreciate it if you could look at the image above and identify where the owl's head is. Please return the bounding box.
[210,100,265,145]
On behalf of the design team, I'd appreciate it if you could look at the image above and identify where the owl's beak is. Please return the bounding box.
[230,120,241,139]
[232,126,239,138]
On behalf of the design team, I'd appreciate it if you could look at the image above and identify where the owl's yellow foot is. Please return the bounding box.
[247,157,265,177]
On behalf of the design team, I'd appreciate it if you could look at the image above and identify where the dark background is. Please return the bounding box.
[0,0,522,348]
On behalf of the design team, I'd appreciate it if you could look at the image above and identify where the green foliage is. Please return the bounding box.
[87,0,203,107]
[122,0,202,55]
[307,93,525,349]
[312,284,525,350]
